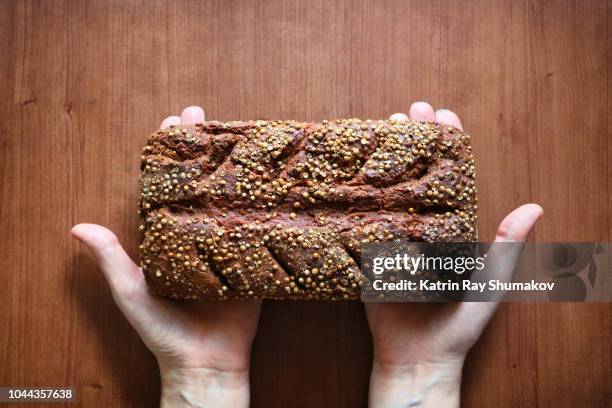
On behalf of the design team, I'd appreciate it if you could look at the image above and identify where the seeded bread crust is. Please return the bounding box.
[139,119,478,300]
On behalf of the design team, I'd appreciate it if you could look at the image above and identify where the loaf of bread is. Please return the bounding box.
[138,119,477,300]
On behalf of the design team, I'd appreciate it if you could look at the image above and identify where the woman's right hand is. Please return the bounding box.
[366,102,543,408]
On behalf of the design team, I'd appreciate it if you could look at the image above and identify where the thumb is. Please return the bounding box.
[493,203,544,243]
[71,223,143,299]
[483,203,544,287]
[460,203,543,317]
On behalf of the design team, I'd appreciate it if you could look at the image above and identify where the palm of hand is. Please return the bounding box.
[72,106,262,373]
[368,103,543,372]
[125,275,261,371]
[71,229,262,371]
[366,302,482,368]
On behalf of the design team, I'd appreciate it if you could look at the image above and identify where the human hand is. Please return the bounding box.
[365,102,543,408]
[72,106,261,408]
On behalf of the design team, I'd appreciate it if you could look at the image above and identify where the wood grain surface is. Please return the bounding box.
[1,0,610,407]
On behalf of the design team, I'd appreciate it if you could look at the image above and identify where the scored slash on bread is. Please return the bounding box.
[138,119,478,300]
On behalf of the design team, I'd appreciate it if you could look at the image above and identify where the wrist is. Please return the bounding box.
[159,362,250,408]
[369,359,463,408]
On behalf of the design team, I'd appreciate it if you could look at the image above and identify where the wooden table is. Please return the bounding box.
[1,1,610,406]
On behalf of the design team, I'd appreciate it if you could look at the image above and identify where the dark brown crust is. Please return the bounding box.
[139,119,478,300]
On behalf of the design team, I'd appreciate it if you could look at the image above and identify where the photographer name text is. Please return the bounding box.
[372,279,555,292]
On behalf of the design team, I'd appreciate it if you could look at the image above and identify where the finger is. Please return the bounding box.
[71,224,143,297]
[470,203,544,287]
[481,203,544,289]
[493,204,544,243]
[409,101,435,122]
[434,109,463,131]
[160,115,181,130]
[461,204,543,317]
[180,106,205,125]
[389,113,409,121]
